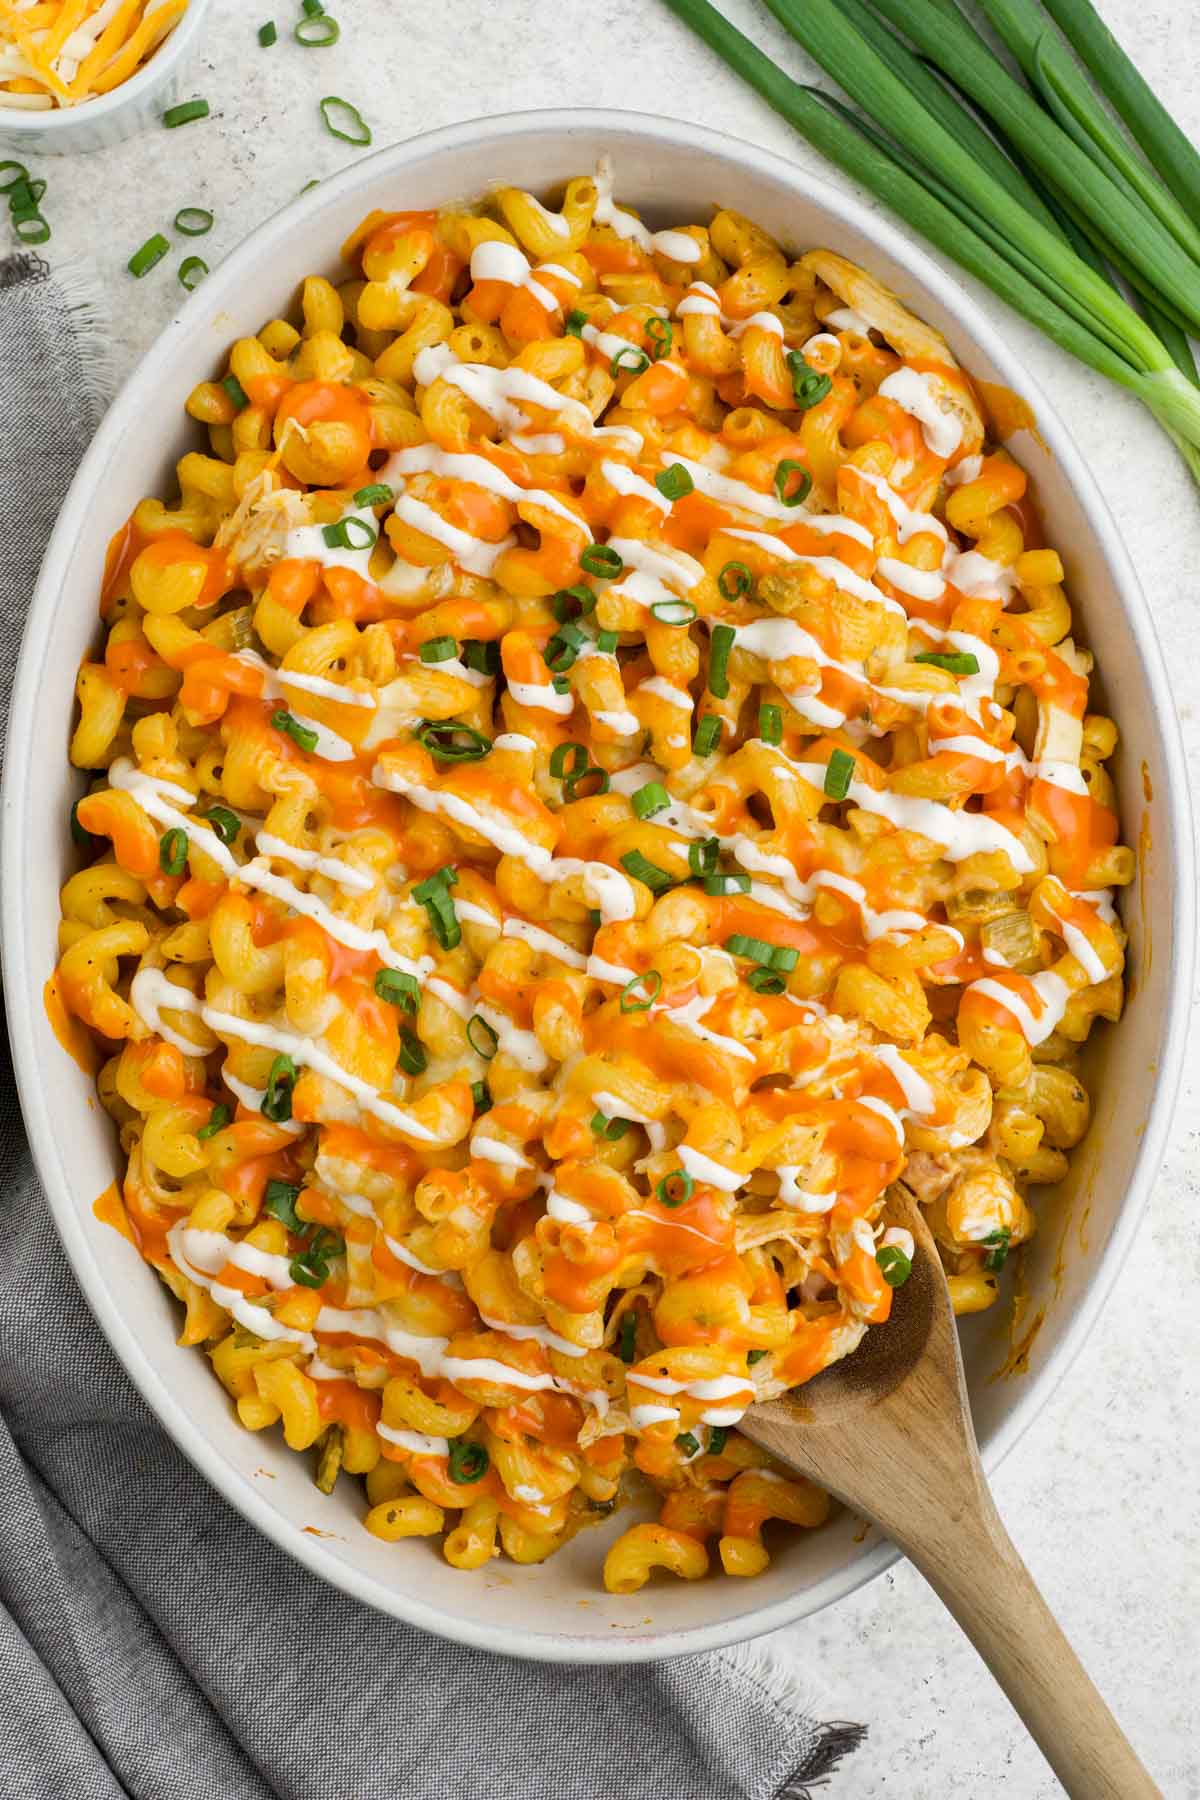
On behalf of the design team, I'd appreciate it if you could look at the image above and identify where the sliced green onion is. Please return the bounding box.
[471,1080,492,1113]
[581,544,623,579]
[718,560,754,601]
[197,1102,232,1141]
[467,1014,499,1059]
[128,233,170,277]
[620,970,662,1012]
[786,355,832,409]
[174,207,213,236]
[759,703,783,744]
[163,99,209,128]
[416,721,492,764]
[618,1311,637,1362]
[823,748,855,801]
[708,623,736,698]
[258,20,277,45]
[687,837,719,877]
[544,620,586,672]
[914,650,980,676]
[645,316,673,360]
[655,462,694,501]
[296,12,339,43]
[354,482,394,508]
[563,763,609,801]
[693,714,722,756]
[462,639,500,676]
[877,1246,912,1287]
[13,215,49,245]
[675,1431,701,1457]
[595,629,619,655]
[708,1426,729,1454]
[747,966,786,994]
[261,1054,297,1122]
[725,932,778,963]
[0,162,28,192]
[552,674,571,695]
[550,741,590,780]
[610,345,650,377]
[397,1029,427,1076]
[272,709,318,752]
[179,257,208,291]
[552,583,596,621]
[374,969,419,1011]
[412,867,461,949]
[419,635,455,663]
[649,597,697,626]
[158,828,188,876]
[704,872,751,895]
[620,850,675,893]
[263,1179,304,1231]
[200,805,240,845]
[320,95,371,145]
[773,458,812,506]
[322,516,377,551]
[590,1111,631,1140]
[768,945,798,972]
[448,1439,490,1483]
[222,373,249,412]
[983,1226,1012,1271]
[564,308,588,337]
[302,0,324,14]
[632,781,670,819]
[656,1170,694,1207]
[747,1348,768,1365]
[290,1229,343,1288]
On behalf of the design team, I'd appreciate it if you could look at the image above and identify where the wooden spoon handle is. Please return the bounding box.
[900,1486,1160,1799]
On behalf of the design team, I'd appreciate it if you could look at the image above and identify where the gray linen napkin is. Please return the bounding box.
[0,252,868,1800]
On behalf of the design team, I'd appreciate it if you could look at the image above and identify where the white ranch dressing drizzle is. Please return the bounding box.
[879,367,965,459]
[380,444,584,533]
[235,649,378,710]
[965,971,1071,1044]
[592,156,702,262]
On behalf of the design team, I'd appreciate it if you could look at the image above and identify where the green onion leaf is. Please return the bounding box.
[296,12,339,43]
[877,1245,913,1287]
[544,620,586,672]
[354,482,394,507]
[773,459,812,506]
[632,780,669,819]
[564,309,588,337]
[174,207,213,236]
[163,99,209,128]
[196,1102,231,1140]
[258,20,277,45]
[708,1426,729,1454]
[759,703,783,744]
[14,215,50,245]
[620,970,662,1012]
[222,373,249,411]
[0,162,28,192]
[645,316,673,360]
[471,1080,492,1113]
[687,837,719,877]
[656,1170,694,1207]
[675,1431,701,1457]
[693,714,722,756]
[461,639,500,675]
[914,650,980,676]
[128,233,170,277]
[618,1311,637,1362]
[596,628,619,654]
[261,1054,297,1122]
[610,344,650,377]
[419,635,456,663]
[550,741,590,780]
[704,872,751,895]
[620,849,675,893]
[708,623,736,698]
[200,805,240,845]
[322,516,377,551]
[747,966,786,994]
[655,462,694,501]
[413,866,461,949]
[590,1111,631,1140]
[786,354,832,409]
[158,828,188,876]
[563,763,609,801]
[552,584,596,621]
[448,1439,490,1483]
[983,1226,1013,1271]
[581,544,623,579]
[179,256,208,291]
[263,1178,304,1231]
[648,597,697,626]
[747,1348,768,1365]
[467,1014,499,1059]
[718,560,754,601]
[272,709,318,752]
[290,1229,343,1288]
[823,748,855,801]
[374,969,419,1011]
[320,95,371,145]
[416,721,492,764]
[552,674,571,694]
[725,932,777,963]
[397,1029,427,1076]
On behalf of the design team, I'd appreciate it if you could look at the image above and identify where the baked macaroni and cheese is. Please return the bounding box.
[56,162,1131,1592]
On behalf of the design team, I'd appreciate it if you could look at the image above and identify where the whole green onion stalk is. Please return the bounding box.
[660,0,1200,486]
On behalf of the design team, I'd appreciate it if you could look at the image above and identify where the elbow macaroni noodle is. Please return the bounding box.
[56,161,1130,1593]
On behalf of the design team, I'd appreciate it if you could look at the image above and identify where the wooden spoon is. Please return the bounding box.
[739,1191,1160,1798]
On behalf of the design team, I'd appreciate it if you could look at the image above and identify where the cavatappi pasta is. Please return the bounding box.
[57,160,1131,1593]
[0,0,187,110]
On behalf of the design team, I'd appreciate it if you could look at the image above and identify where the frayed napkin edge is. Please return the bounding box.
[0,252,117,428]
[719,1641,867,1798]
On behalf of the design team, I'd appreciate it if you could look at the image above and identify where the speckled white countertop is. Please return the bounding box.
[15,0,1200,1792]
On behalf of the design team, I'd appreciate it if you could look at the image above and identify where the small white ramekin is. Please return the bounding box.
[0,0,213,157]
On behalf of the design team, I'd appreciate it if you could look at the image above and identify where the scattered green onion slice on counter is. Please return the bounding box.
[178,256,208,291]
[759,703,782,744]
[416,721,492,763]
[471,1080,492,1113]
[272,709,318,752]
[632,781,670,819]
[707,623,735,698]
[15,216,50,245]
[595,628,619,655]
[620,970,662,1012]
[200,805,240,845]
[222,373,249,411]
[550,741,590,781]
[397,1029,427,1076]
[645,316,673,360]
[649,597,697,626]
[258,20,277,45]
[823,747,855,801]
[197,1102,232,1141]
[413,866,460,949]
[610,344,650,377]
[320,96,371,145]
[163,99,209,128]
[717,560,754,600]
[354,482,394,508]
[591,1111,631,1140]
[174,207,213,236]
[552,583,595,621]
[263,1179,304,1230]
[564,308,588,337]
[0,162,28,191]
[448,1440,490,1484]
[983,1226,1012,1271]
[914,650,980,676]
[675,1431,701,1457]
[773,458,812,506]
[418,635,456,663]
[747,1348,768,1365]
[693,714,722,756]
[708,1426,729,1454]
[261,1054,296,1122]
[302,0,324,13]
[618,1311,637,1362]
[620,849,675,893]
[462,639,500,675]
[688,837,719,877]
[296,13,339,44]
[158,828,188,876]
[580,543,623,579]
[747,966,786,994]
[877,1246,913,1287]
[704,871,751,895]
[655,462,694,501]
[656,1170,694,1207]
[467,1014,499,1059]
[322,515,376,550]
[374,969,419,1011]
[128,233,170,277]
